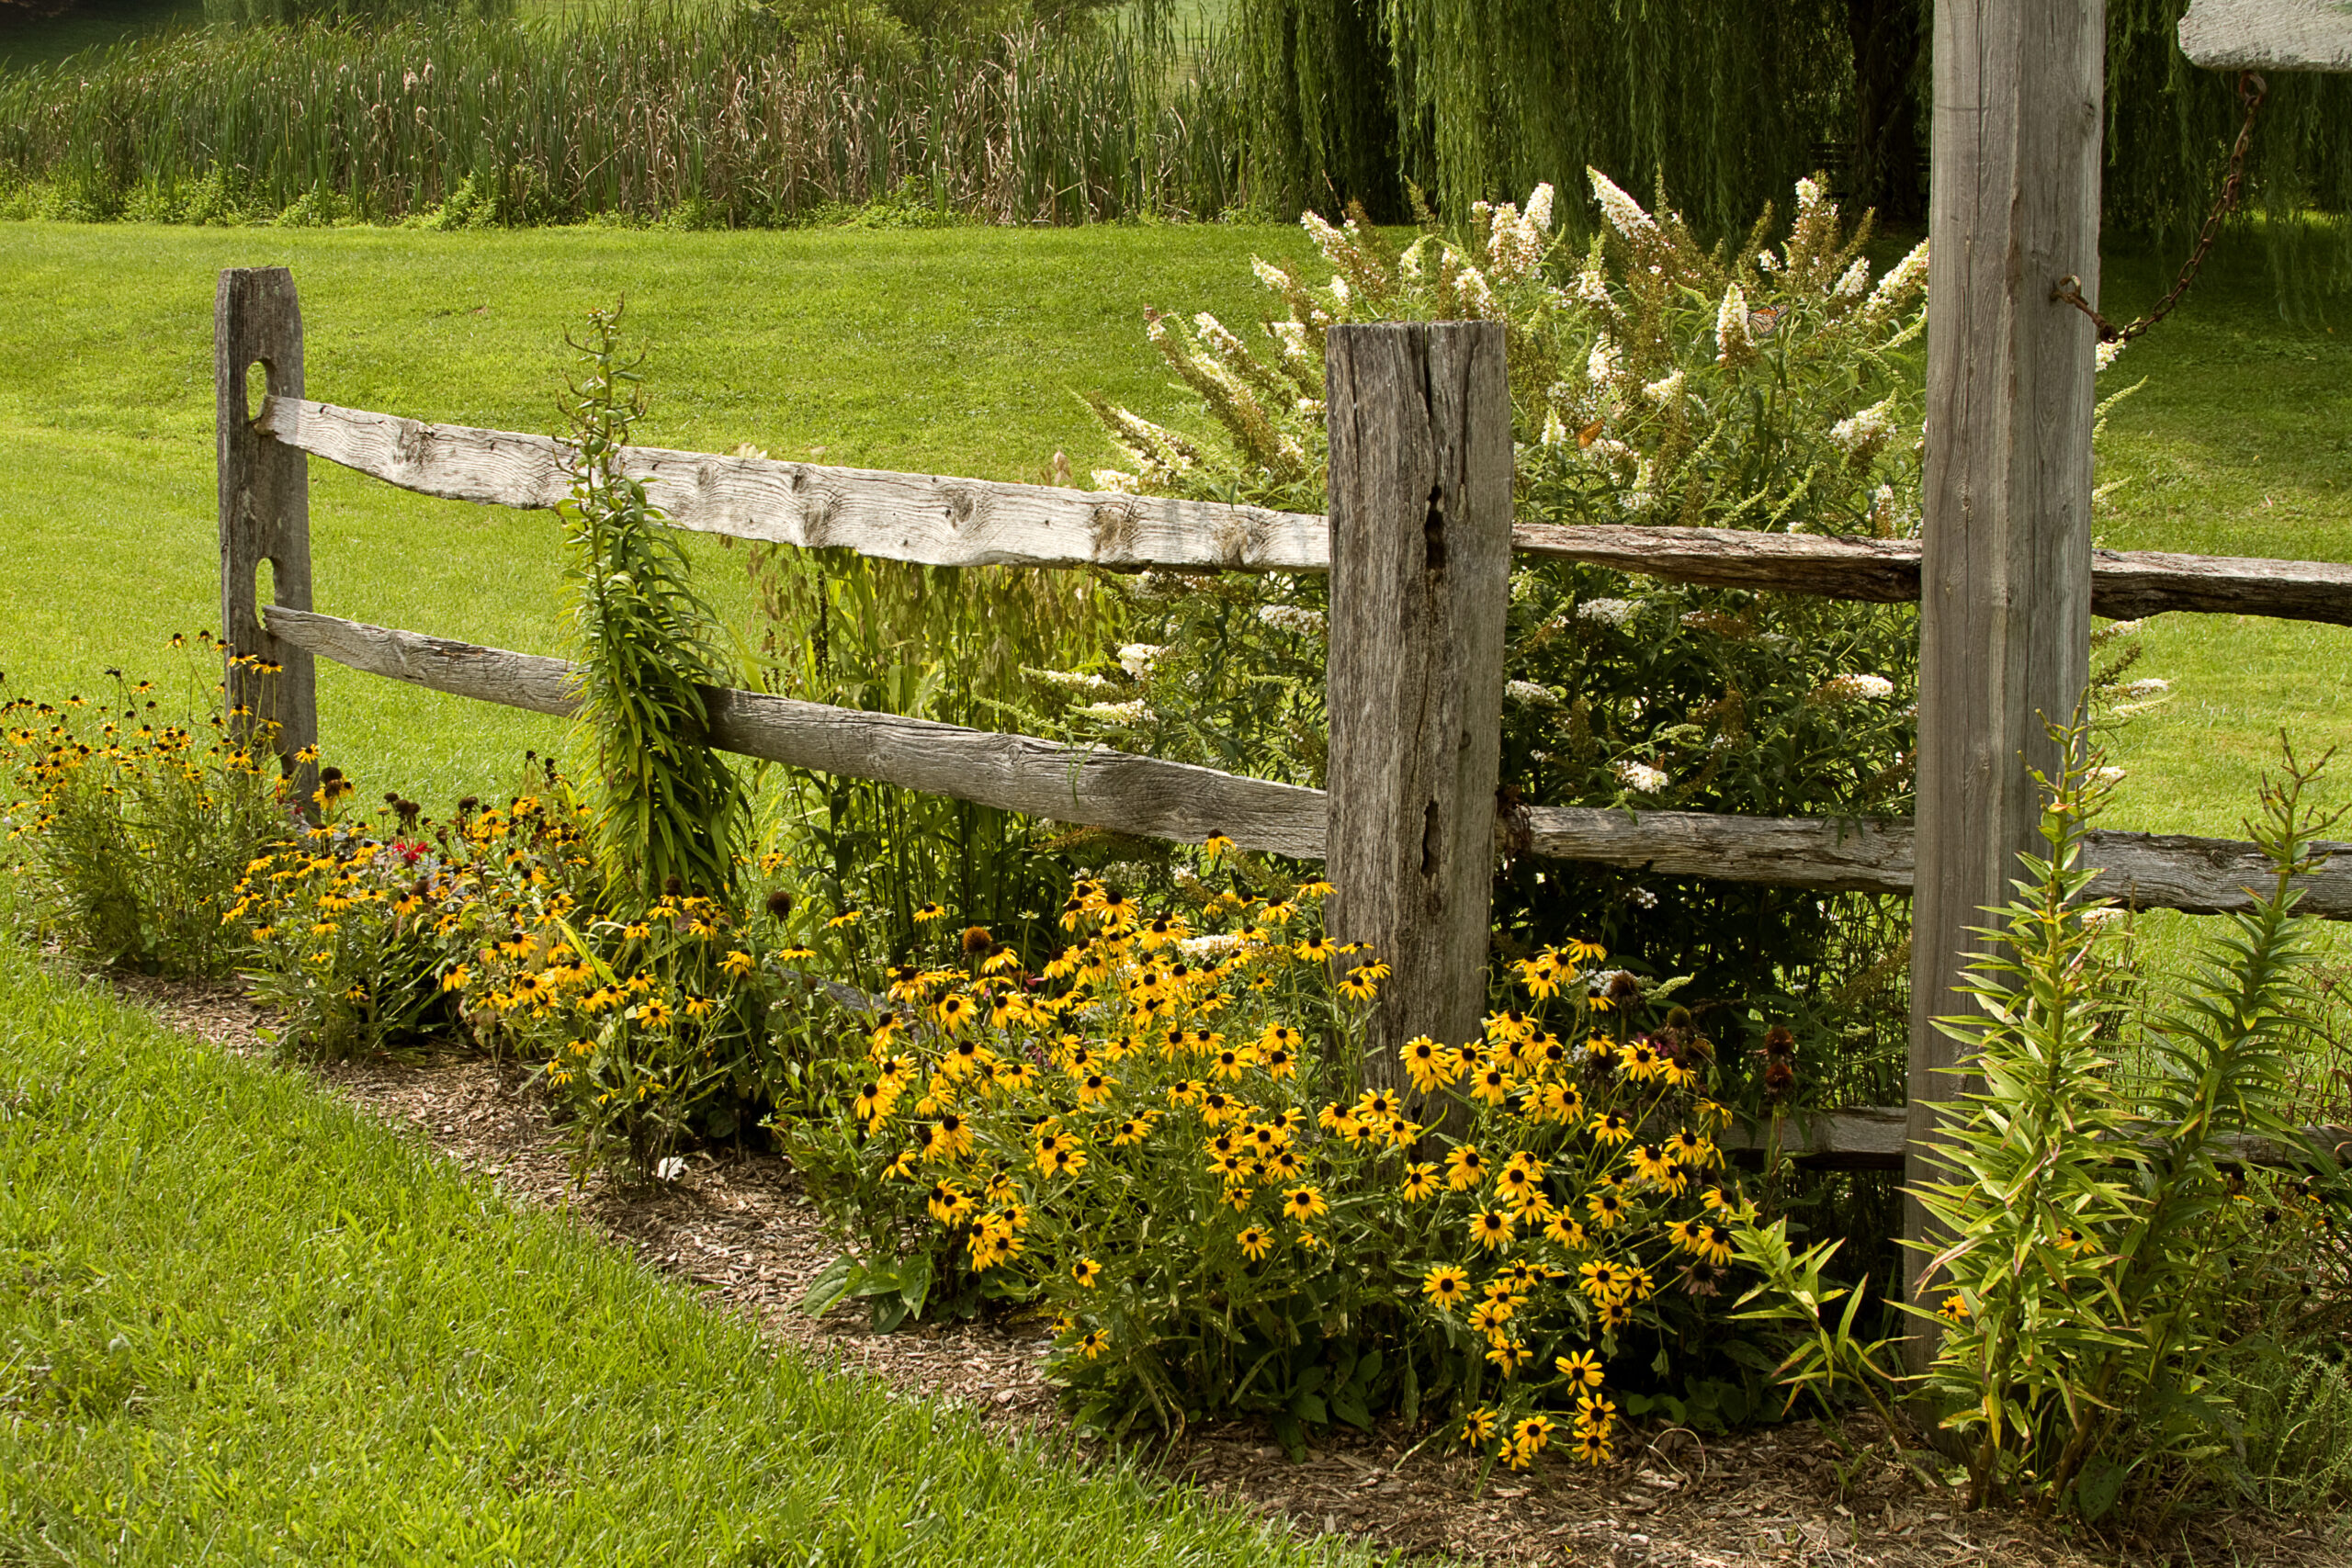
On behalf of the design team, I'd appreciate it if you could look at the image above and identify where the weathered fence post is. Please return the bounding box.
[217,266,319,804]
[1322,321,1512,1100]
[1906,0,2103,1367]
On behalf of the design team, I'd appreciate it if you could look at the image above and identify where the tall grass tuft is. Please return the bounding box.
[0,4,1254,225]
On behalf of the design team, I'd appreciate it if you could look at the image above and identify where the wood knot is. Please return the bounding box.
[799,488,840,548]
[1091,500,1139,561]
[941,484,979,529]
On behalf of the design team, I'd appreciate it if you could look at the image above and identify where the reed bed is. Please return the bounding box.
[0,7,1256,224]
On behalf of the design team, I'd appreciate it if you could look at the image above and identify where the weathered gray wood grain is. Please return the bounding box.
[266,602,2352,921]
[1322,323,1513,1100]
[262,608,1327,858]
[1525,804,2352,917]
[2180,0,2352,71]
[217,269,318,803]
[1510,522,1927,601]
[253,396,1327,571]
[1905,0,2107,1361]
[262,395,2352,622]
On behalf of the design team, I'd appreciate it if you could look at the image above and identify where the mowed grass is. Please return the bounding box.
[2,220,2346,841]
[0,220,1319,805]
[0,943,1366,1566]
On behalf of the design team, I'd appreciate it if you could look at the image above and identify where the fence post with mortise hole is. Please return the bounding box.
[217,265,319,807]
[1322,321,1512,1103]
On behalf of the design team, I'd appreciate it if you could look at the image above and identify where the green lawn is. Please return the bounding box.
[0,945,1366,1565]
[2,217,2346,878]
[1,220,1320,805]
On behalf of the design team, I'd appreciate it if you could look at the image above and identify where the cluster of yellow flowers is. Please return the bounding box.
[797,864,1752,1470]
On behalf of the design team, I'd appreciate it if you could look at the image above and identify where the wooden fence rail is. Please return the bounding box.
[266,605,2352,922]
[257,395,2352,625]
[220,265,2349,1198]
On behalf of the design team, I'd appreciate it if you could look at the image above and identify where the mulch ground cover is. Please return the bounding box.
[108,972,2350,1568]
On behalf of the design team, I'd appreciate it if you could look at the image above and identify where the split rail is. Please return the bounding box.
[218,265,2352,1173]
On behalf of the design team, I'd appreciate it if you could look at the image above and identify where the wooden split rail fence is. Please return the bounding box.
[218,266,2352,1175]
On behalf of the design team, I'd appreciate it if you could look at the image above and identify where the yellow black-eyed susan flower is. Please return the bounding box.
[1467,1300,1512,1338]
[1075,1327,1110,1359]
[1282,1186,1327,1222]
[1470,1209,1514,1251]
[1585,1189,1628,1229]
[1459,1406,1497,1446]
[913,901,946,922]
[1399,1035,1452,1093]
[1589,1110,1634,1145]
[1236,1225,1273,1261]
[1556,1348,1605,1389]
[1443,1145,1487,1190]
[1487,1338,1532,1379]
[1400,1163,1440,1202]
[1070,1258,1102,1288]
[1422,1264,1470,1308]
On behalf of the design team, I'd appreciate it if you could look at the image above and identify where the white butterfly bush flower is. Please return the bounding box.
[1586,334,1622,385]
[1574,265,1612,307]
[1257,604,1325,636]
[1036,669,1114,693]
[1577,597,1640,627]
[1506,680,1562,707]
[1077,700,1152,724]
[2096,338,2127,374]
[1641,369,1685,405]
[1453,267,1500,320]
[2120,677,2171,699]
[1541,406,1569,446]
[1587,167,1658,243]
[1524,181,1555,233]
[1715,282,1752,366]
[1116,643,1168,678]
[1863,239,1929,322]
[1816,672,1895,702]
[1250,257,1293,293]
[1614,760,1670,794]
[1192,311,1249,367]
[1836,258,1871,298]
[1830,395,1899,457]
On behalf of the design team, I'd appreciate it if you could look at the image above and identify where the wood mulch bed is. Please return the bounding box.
[107,972,2350,1568]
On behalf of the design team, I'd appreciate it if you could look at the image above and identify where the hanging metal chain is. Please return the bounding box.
[2053,69,2267,344]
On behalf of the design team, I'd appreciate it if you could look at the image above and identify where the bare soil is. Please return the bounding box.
[107,972,2352,1568]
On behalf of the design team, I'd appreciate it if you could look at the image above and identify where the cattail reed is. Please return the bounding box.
[0,4,1255,226]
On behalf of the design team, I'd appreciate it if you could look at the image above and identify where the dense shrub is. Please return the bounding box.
[1076,172,1930,1083]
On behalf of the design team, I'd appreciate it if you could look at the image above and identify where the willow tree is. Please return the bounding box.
[1239,0,2352,275]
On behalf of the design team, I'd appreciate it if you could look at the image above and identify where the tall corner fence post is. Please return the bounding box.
[216,265,319,809]
[1905,0,2103,1374]
[1322,321,1512,1103]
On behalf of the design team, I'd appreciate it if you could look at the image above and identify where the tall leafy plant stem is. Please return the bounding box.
[559,304,748,912]
[2041,737,2342,1506]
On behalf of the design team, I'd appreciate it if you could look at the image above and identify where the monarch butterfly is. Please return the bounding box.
[1746,304,1783,339]
[1576,417,1607,448]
